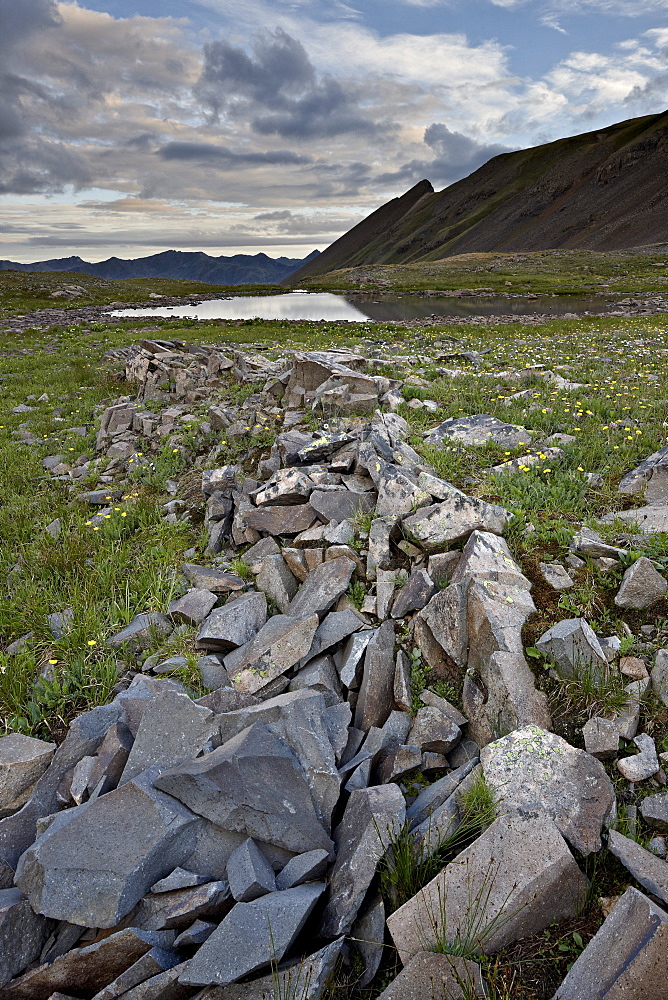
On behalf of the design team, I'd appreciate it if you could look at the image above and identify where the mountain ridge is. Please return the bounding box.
[286,111,668,284]
[0,249,319,286]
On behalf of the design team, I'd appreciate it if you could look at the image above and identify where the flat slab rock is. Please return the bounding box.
[402,494,510,551]
[608,829,668,907]
[375,952,484,1000]
[0,734,56,816]
[424,414,531,449]
[480,726,615,855]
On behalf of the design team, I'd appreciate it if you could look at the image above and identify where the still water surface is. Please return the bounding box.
[109,290,614,323]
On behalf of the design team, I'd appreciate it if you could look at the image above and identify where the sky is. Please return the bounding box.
[1,0,667,262]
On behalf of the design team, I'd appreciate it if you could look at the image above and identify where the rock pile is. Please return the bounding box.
[4,339,668,998]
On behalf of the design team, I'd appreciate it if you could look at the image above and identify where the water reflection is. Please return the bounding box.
[109,290,614,323]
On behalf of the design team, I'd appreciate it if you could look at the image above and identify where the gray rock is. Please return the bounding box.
[615,556,667,609]
[105,962,193,1000]
[466,581,536,672]
[481,726,615,855]
[107,613,173,653]
[120,691,215,785]
[178,883,325,986]
[243,537,281,572]
[155,723,333,857]
[463,652,551,748]
[168,590,218,626]
[403,495,509,552]
[618,444,668,494]
[409,765,481,852]
[649,836,667,857]
[536,618,608,679]
[15,773,201,928]
[387,814,586,963]
[601,503,668,534]
[651,649,668,707]
[539,562,574,590]
[196,593,267,652]
[336,629,375,689]
[406,759,479,829]
[196,939,343,1000]
[224,614,319,694]
[448,739,481,769]
[304,610,363,662]
[151,869,209,893]
[583,717,620,760]
[0,888,52,988]
[275,849,329,890]
[254,469,314,506]
[569,526,625,560]
[255,555,298,613]
[375,952,483,1000]
[419,691,466,729]
[367,516,400,580]
[608,830,668,907]
[89,947,181,1000]
[354,621,396,732]
[320,784,405,937]
[0,735,56,817]
[172,920,216,949]
[244,504,317,536]
[310,488,374,523]
[425,414,531,448]
[287,557,356,618]
[451,530,530,589]
[552,887,668,999]
[417,582,469,669]
[181,565,245,593]
[0,702,121,872]
[133,881,230,931]
[640,792,668,832]
[428,550,461,585]
[227,839,276,902]
[375,464,429,517]
[375,744,422,783]
[393,650,412,713]
[352,893,385,987]
[196,656,229,692]
[617,733,659,782]
[408,707,461,754]
[83,721,133,797]
[390,570,436,618]
[289,655,342,702]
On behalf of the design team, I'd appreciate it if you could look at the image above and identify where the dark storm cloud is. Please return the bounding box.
[158,142,312,166]
[377,124,513,188]
[197,28,383,139]
[0,0,60,139]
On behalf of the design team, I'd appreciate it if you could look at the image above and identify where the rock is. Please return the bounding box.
[466,580,536,672]
[452,530,530,589]
[196,656,229,692]
[617,733,659,781]
[374,465,429,517]
[178,883,325,986]
[583,717,620,760]
[0,927,172,1000]
[88,947,181,1000]
[570,526,625,560]
[641,792,668,832]
[181,565,245,593]
[303,609,362,662]
[376,744,422,783]
[387,814,586,963]
[393,650,412,713]
[539,562,574,590]
[336,629,375,689]
[173,920,216,948]
[619,656,649,680]
[119,690,215,785]
[428,550,461,585]
[0,735,56,817]
[109,962,192,1000]
[354,621,396,731]
[601,504,668,534]
[367,516,399,580]
[196,593,267,652]
[408,707,461,754]
[403,495,509,552]
[424,414,531,448]
[255,555,298,613]
[275,850,329,890]
[390,570,436,618]
[253,468,314,506]
[481,726,615,855]
[615,556,667,609]
[375,952,483,1000]
[133,881,230,931]
[310,489,374,523]
[0,888,52,988]
[287,557,356,618]
[417,582,469,670]
[227,839,276,902]
[244,504,317,536]
[420,690,467,727]
[107,613,173,653]
[535,618,608,679]
[243,537,281,572]
[406,760,478,830]
[463,651,551,748]
[320,784,406,937]
[608,830,668,907]
[651,649,668,707]
[649,836,667,857]
[352,893,385,987]
[224,613,319,694]
[15,772,201,928]
[618,444,668,494]
[152,869,209,893]
[552,887,668,999]
[289,655,341,701]
[168,590,218,626]
[155,723,334,857]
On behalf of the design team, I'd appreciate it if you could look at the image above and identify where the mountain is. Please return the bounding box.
[286,111,668,284]
[0,249,320,285]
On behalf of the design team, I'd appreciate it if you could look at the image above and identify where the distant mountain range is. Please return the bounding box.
[0,249,320,285]
[287,111,668,284]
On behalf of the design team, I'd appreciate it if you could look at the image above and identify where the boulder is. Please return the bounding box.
[481,726,615,855]
[107,613,173,653]
[132,881,230,931]
[255,555,298,613]
[425,414,531,448]
[375,952,483,1000]
[403,496,509,552]
[181,565,246,593]
[536,618,608,679]
[640,792,668,832]
[0,888,52,988]
[223,614,319,694]
[0,735,56,817]
[463,651,551,747]
[336,629,375,689]
[607,830,668,908]
[354,621,396,731]
[167,590,217,626]
[618,445,668,494]
[226,839,276,902]
[614,557,667,609]
[119,690,215,785]
[451,531,530,589]
[390,570,436,619]
[275,850,329,891]
[243,504,317,536]
[407,707,461,754]
[387,814,586,963]
[466,581,536,672]
[178,883,325,986]
[352,893,385,987]
[600,504,668,534]
[320,784,406,937]
[287,557,356,618]
[196,593,267,652]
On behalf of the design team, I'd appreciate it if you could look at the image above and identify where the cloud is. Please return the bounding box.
[488,0,668,14]
[376,125,514,187]
[158,141,312,166]
[197,27,385,138]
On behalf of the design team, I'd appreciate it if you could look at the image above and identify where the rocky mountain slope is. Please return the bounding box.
[287,111,668,284]
[0,250,319,286]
